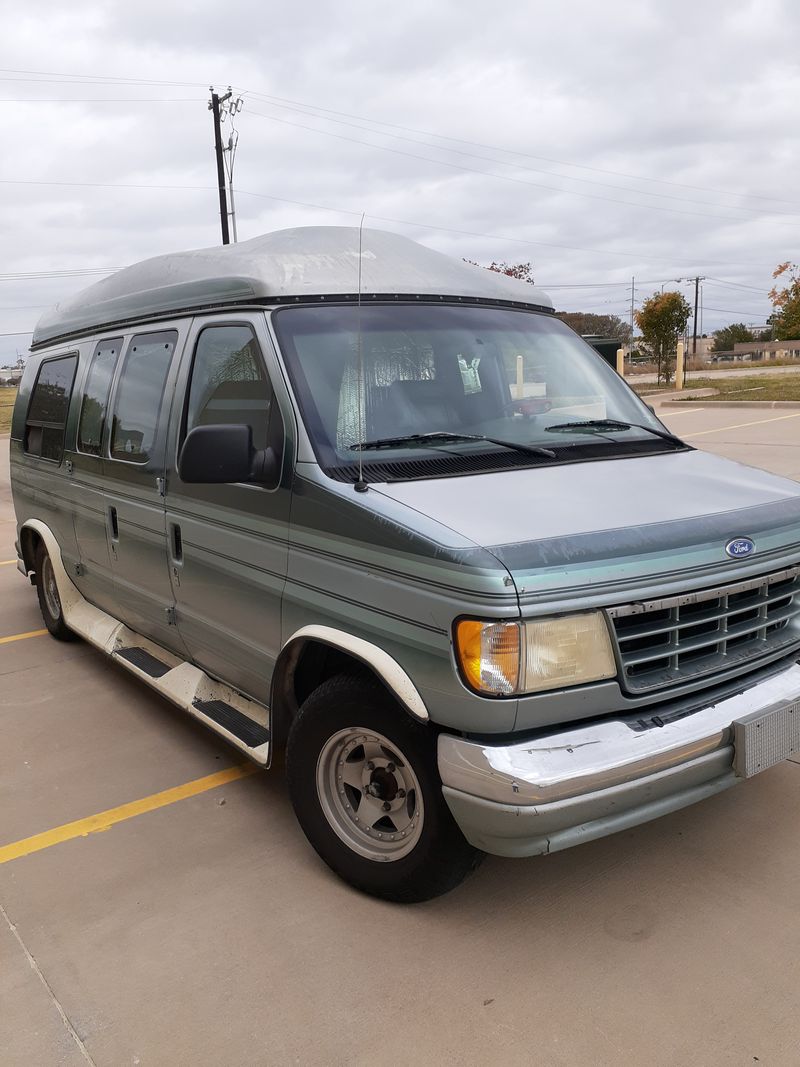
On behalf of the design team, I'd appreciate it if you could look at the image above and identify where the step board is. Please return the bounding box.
[114,646,172,678]
[193,699,270,748]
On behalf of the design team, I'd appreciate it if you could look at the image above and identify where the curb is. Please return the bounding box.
[659,399,800,409]
[638,389,717,401]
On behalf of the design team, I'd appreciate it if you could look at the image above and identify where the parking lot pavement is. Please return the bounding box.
[657,403,800,481]
[3,416,800,1066]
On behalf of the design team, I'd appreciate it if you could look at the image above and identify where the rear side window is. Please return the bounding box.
[77,337,123,455]
[25,353,78,462]
[110,331,177,463]
[185,325,272,451]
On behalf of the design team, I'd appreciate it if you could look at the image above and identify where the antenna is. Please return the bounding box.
[354,212,368,493]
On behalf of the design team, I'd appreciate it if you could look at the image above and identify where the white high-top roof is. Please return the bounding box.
[32,226,553,348]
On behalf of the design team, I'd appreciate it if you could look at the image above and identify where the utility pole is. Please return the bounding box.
[691,275,706,356]
[209,87,232,244]
[629,276,635,358]
[222,95,244,243]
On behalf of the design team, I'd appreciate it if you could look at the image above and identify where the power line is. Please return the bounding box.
[703,306,771,317]
[4,65,797,210]
[0,267,122,281]
[0,175,783,270]
[0,69,210,88]
[245,108,797,227]
[704,277,768,293]
[241,88,800,209]
[242,98,800,220]
[0,97,201,103]
[234,188,783,267]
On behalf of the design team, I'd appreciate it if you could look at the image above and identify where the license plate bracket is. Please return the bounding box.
[733,700,800,778]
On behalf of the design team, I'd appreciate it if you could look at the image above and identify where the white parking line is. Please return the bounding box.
[658,407,706,417]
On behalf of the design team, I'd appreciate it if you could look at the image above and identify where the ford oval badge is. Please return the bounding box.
[725,537,755,559]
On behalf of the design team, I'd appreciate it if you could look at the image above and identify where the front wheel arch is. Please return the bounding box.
[270,628,430,749]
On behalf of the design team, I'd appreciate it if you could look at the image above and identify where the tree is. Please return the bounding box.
[465,260,535,283]
[711,323,755,353]
[769,262,800,340]
[555,311,632,345]
[488,261,534,283]
[635,291,692,384]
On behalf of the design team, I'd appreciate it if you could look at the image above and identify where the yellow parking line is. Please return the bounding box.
[0,763,258,866]
[685,412,800,438]
[0,628,48,645]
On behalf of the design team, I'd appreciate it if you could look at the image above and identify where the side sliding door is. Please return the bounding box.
[102,327,186,652]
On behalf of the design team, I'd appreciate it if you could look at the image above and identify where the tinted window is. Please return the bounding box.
[110,331,177,462]
[186,325,271,451]
[25,354,78,462]
[77,337,122,455]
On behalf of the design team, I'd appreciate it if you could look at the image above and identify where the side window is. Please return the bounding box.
[24,353,78,462]
[110,331,177,463]
[77,337,123,455]
[185,325,272,451]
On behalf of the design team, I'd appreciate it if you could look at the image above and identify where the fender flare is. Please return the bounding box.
[278,625,429,722]
[19,519,83,621]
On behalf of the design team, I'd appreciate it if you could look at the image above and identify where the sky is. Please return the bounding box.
[2,0,798,364]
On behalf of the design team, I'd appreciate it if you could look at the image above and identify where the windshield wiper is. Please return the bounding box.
[544,419,684,447]
[350,431,556,459]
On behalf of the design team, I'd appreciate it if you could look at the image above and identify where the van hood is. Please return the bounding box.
[372,450,800,603]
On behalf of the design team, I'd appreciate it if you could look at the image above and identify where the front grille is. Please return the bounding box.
[609,566,800,694]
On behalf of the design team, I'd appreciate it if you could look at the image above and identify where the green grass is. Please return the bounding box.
[633,374,800,402]
[0,389,16,433]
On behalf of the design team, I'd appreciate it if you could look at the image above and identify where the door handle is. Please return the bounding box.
[108,505,119,542]
[170,522,183,564]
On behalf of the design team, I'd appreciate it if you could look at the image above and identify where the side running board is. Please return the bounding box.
[103,638,269,765]
[21,526,271,766]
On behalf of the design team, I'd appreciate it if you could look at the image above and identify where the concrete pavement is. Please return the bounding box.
[2,412,800,1066]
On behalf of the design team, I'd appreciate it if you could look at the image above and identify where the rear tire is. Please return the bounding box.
[35,542,77,642]
[286,673,483,902]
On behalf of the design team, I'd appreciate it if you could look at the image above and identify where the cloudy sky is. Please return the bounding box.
[2,0,798,364]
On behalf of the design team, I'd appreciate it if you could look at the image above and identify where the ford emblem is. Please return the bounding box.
[725,537,755,559]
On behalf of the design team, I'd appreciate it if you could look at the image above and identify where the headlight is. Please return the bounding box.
[455,612,616,696]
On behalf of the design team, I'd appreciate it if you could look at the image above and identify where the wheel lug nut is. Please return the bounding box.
[366,761,375,771]
[397,789,406,798]
[382,801,391,811]
[386,762,396,772]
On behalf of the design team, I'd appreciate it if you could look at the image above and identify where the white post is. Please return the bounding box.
[516,354,524,399]
[675,341,685,390]
[616,348,625,377]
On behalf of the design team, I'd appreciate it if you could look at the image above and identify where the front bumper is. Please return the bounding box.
[438,662,800,857]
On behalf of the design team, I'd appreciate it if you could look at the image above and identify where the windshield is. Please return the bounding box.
[273,303,676,479]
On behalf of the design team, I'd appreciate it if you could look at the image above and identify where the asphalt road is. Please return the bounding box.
[2,406,800,1066]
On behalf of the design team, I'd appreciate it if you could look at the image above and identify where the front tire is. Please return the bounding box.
[35,542,77,641]
[286,674,483,902]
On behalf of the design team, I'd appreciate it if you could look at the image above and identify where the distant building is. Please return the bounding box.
[733,340,800,360]
[709,341,800,364]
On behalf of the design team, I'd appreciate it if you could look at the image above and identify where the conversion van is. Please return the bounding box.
[10,227,800,901]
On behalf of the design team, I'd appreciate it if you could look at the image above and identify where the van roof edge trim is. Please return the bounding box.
[29,293,555,351]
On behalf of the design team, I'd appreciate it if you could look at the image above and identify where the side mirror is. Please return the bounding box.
[179,425,281,485]
[178,424,253,484]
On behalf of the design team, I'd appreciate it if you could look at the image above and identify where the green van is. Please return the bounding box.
[10,227,800,900]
